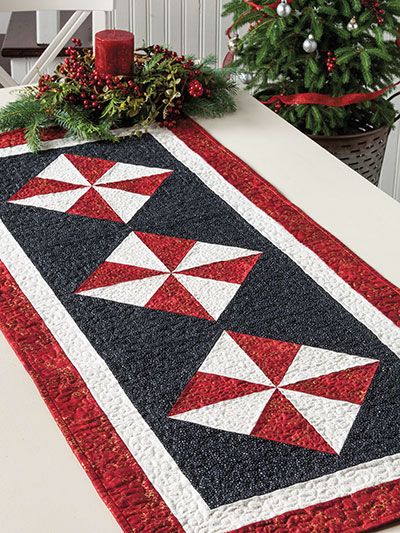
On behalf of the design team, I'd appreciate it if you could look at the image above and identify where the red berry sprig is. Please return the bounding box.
[152,45,188,66]
[150,45,213,124]
[159,98,184,128]
[326,51,337,73]
[362,0,385,25]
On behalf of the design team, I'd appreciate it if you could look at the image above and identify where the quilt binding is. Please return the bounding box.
[0,120,399,532]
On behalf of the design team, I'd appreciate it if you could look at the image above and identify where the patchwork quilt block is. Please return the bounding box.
[75,231,261,320]
[0,119,399,532]
[169,331,379,454]
[8,153,171,222]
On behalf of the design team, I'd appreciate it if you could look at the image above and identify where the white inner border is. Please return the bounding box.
[1,130,400,532]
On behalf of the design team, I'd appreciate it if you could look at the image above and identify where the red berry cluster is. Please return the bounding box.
[326,51,337,73]
[159,98,183,128]
[188,79,204,98]
[152,45,188,66]
[36,39,103,110]
[249,18,265,32]
[362,0,385,25]
[36,73,57,99]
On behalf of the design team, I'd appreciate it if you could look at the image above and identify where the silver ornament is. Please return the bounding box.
[276,0,291,18]
[347,16,359,32]
[228,34,240,53]
[239,72,253,85]
[302,34,317,53]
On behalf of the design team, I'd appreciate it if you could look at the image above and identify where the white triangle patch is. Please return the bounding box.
[281,389,360,453]
[107,232,170,272]
[38,154,90,185]
[199,331,273,386]
[174,274,239,319]
[94,186,149,223]
[175,241,260,271]
[95,162,171,185]
[170,389,274,435]
[10,187,88,212]
[280,345,379,386]
[77,274,169,307]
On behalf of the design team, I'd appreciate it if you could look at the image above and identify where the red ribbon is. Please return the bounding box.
[242,0,263,10]
[263,82,400,108]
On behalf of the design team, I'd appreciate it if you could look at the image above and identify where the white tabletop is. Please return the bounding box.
[0,87,399,533]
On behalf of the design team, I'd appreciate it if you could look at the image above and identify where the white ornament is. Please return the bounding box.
[276,0,292,18]
[239,72,253,85]
[347,16,359,32]
[303,34,317,53]
[228,35,240,53]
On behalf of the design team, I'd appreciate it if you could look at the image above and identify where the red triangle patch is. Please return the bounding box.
[227,331,300,386]
[145,276,212,320]
[9,177,84,201]
[98,171,172,195]
[67,188,122,222]
[136,232,196,271]
[176,254,262,284]
[282,362,379,404]
[65,154,115,184]
[75,262,166,293]
[251,390,335,454]
[169,371,271,417]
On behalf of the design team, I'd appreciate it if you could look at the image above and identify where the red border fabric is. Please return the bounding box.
[0,122,400,531]
[0,127,64,148]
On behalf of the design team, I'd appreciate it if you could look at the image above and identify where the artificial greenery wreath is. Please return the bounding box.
[0,40,236,151]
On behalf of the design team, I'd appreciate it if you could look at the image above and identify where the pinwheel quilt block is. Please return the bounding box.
[8,153,172,223]
[76,231,262,320]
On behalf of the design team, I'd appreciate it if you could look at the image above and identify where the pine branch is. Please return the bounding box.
[53,106,117,142]
[0,94,43,131]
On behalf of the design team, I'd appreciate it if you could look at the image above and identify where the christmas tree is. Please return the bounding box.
[223,0,400,135]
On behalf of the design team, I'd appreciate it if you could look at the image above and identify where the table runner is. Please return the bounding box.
[0,118,399,532]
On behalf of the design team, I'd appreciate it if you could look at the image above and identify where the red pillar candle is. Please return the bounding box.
[95,30,134,77]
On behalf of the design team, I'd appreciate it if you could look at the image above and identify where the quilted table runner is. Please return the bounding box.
[0,119,399,532]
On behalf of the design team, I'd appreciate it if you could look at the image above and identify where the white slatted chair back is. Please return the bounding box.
[0,0,114,87]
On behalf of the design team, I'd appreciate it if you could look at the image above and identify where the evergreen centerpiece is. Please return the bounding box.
[0,40,236,151]
[223,0,400,182]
